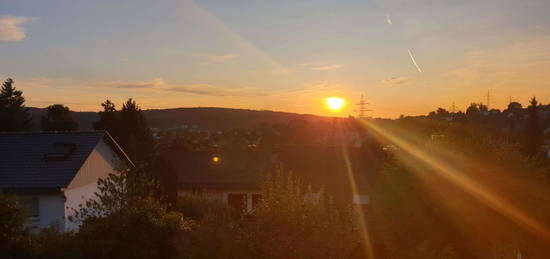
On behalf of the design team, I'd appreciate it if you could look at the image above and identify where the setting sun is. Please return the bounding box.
[326,97,345,111]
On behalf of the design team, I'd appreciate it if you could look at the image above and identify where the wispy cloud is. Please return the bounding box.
[119,57,129,62]
[96,78,265,96]
[299,63,343,71]
[0,16,38,41]
[208,53,240,63]
[167,84,265,96]
[381,76,413,86]
[407,49,423,73]
[96,78,165,89]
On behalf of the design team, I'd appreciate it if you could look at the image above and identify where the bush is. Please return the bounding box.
[180,170,364,259]
[77,197,191,259]
[173,193,233,221]
[247,172,363,258]
[68,169,193,259]
[27,227,79,259]
[0,194,28,257]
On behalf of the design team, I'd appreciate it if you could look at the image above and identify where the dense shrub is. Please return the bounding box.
[26,227,79,259]
[0,195,28,258]
[247,172,363,258]
[177,171,364,259]
[77,197,191,259]
[173,193,233,221]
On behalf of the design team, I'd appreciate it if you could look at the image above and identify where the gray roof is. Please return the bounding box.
[167,151,272,190]
[0,131,131,189]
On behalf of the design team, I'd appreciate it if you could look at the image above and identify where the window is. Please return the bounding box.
[227,193,247,212]
[44,142,76,160]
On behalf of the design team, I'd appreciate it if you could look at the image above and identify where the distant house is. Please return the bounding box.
[167,148,370,212]
[0,131,133,231]
[167,151,273,213]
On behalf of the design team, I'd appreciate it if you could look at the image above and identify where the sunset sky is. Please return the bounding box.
[2,0,550,117]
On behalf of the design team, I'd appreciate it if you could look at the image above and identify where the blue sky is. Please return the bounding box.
[2,0,550,117]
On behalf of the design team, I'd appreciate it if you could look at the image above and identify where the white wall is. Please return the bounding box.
[19,194,65,230]
[64,183,101,231]
[38,194,66,229]
[64,138,120,231]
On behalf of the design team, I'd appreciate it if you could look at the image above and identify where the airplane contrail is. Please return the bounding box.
[407,49,423,73]
[386,14,393,25]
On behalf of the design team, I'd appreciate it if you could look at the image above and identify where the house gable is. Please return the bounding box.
[66,138,122,190]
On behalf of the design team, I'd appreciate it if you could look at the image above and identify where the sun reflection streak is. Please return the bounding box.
[357,118,550,243]
[336,122,375,258]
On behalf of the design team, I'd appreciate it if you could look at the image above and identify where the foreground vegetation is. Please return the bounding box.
[1,168,364,259]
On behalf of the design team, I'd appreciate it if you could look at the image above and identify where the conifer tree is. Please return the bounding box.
[525,97,543,157]
[93,99,153,162]
[0,78,31,131]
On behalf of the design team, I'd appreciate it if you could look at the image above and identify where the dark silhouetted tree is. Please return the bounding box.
[466,103,488,116]
[120,99,153,161]
[94,100,120,136]
[41,104,79,131]
[524,97,543,157]
[436,107,450,117]
[507,102,522,111]
[0,78,31,131]
[94,99,153,162]
[466,103,480,115]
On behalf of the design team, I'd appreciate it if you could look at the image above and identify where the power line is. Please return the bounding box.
[355,94,372,118]
[486,90,491,109]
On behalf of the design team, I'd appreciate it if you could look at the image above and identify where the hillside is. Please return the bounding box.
[27,107,327,130]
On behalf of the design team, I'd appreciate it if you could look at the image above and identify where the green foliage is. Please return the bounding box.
[0,78,32,131]
[27,227,79,259]
[246,171,363,258]
[70,168,191,259]
[177,170,363,259]
[77,198,191,259]
[71,167,160,222]
[41,104,79,131]
[173,193,232,221]
[0,195,27,256]
[179,198,250,259]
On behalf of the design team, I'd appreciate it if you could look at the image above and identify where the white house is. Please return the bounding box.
[0,131,133,231]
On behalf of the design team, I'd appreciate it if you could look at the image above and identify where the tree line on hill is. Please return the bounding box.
[420,98,546,158]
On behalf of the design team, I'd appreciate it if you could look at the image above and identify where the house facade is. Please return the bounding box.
[167,150,270,213]
[0,131,132,231]
[167,148,369,212]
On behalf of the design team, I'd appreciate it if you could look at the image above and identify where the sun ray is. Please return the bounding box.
[356,118,550,243]
[341,145,375,258]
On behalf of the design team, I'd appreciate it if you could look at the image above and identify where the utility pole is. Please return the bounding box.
[355,94,372,118]
[486,90,491,109]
